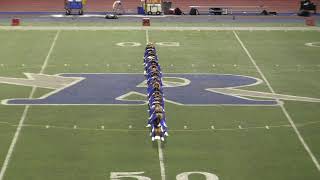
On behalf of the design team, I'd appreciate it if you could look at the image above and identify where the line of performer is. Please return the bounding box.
[143,43,168,142]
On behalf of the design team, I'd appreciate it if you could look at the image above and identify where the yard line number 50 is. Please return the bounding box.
[110,171,219,180]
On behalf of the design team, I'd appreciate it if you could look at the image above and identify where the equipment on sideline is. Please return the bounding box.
[189,8,199,15]
[143,0,162,15]
[174,7,183,15]
[105,13,118,19]
[65,0,84,15]
[142,18,150,26]
[11,18,20,26]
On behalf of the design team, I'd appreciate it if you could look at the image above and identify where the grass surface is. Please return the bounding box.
[0,28,319,180]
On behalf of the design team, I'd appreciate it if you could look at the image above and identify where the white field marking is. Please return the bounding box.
[145,29,150,43]
[207,88,320,103]
[0,73,83,90]
[115,91,148,104]
[1,26,320,31]
[116,42,141,47]
[233,30,320,172]
[1,120,320,132]
[0,30,60,180]
[305,42,320,47]
[157,141,166,180]
[156,42,180,47]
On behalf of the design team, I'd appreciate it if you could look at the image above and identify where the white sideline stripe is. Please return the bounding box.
[0,30,60,180]
[233,30,320,172]
[157,141,166,180]
[1,26,320,31]
[146,28,166,180]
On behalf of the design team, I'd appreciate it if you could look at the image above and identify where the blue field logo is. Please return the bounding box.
[0,73,319,106]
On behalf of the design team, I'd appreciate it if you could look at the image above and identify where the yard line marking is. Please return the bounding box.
[1,120,320,132]
[41,31,60,73]
[146,28,166,180]
[145,29,150,44]
[233,30,320,172]
[157,141,166,180]
[0,30,60,180]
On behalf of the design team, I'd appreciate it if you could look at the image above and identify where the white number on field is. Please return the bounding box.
[110,172,151,180]
[110,171,218,180]
[116,42,142,47]
[176,171,219,180]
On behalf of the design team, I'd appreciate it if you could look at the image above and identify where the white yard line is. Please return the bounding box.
[157,141,166,180]
[0,30,60,180]
[146,29,166,180]
[1,26,320,31]
[145,29,150,44]
[233,30,320,172]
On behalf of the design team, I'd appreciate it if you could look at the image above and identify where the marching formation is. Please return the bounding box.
[143,43,168,142]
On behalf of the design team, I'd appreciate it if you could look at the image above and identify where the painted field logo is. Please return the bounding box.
[0,73,319,106]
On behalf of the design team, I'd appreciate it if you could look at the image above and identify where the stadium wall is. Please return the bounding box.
[0,0,319,13]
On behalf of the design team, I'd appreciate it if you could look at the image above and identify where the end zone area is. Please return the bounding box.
[0,28,320,180]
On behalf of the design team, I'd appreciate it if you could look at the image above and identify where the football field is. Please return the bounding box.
[0,27,320,180]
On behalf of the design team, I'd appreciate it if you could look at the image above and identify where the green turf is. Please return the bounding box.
[0,28,319,180]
